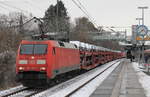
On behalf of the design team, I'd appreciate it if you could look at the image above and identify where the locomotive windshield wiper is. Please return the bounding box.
[33,44,35,55]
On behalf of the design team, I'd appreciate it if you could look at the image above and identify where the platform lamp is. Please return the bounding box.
[138,6,148,25]
[137,6,148,67]
[136,18,143,25]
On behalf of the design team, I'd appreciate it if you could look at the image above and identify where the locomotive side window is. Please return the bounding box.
[52,48,56,55]
[20,44,47,54]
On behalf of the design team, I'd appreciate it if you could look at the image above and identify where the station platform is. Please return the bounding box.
[90,59,146,97]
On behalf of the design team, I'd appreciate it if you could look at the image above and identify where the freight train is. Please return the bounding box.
[16,40,124,87]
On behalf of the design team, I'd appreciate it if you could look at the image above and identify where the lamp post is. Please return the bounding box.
[136,18,143,25]
[137,6,148,67]
[138,6,148,25]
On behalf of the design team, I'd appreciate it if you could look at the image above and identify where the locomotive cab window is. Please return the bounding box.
[20,44,47,54]
[52,47,56,55]
[20,44,33,54]
[34,44,47,54]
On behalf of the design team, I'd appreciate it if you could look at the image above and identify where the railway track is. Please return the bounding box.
[6,88,43,97]
[1,59,123,97]
[32,59,123,97]
[0,86,47,97]
[65,61,121,97]
[0,85,27,97]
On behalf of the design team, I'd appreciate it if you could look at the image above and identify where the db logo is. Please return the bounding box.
[29,60,35,64]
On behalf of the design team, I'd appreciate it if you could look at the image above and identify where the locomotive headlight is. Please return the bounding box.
[19,60,27,64]
[40,67,46,71]
[37,60,46,64]
[18,67,24,70]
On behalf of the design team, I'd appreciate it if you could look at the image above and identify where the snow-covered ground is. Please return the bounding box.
[33,59,122,97]
[0,85,26,97]
[70,60,121,97]
[132,62,150,97]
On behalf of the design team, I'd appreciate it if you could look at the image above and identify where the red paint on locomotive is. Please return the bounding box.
[16,40,80,85]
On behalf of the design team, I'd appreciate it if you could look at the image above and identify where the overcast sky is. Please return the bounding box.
[0,0,150,35]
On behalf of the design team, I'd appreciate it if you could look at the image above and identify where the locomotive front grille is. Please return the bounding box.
[18,71,47,80]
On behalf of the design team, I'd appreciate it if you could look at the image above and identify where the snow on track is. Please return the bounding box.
[70,61,121,97]
[7,89,36,97]
[0,85,26,97]
[33,59,122,97]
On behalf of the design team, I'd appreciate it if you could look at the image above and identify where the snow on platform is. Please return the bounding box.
[133,62,150,97]
[90,59,146,97]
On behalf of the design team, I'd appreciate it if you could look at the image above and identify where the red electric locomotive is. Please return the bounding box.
[16,40,80,86]
[16,40,123,87]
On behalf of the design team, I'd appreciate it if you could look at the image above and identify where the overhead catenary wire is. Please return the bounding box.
[0,1,29,14]
[0,1,39,23]
[72,0,98,27]
[76,0,97,26]
[71,0,99,28]
[0,4,12,12]
[23,0,43,14]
